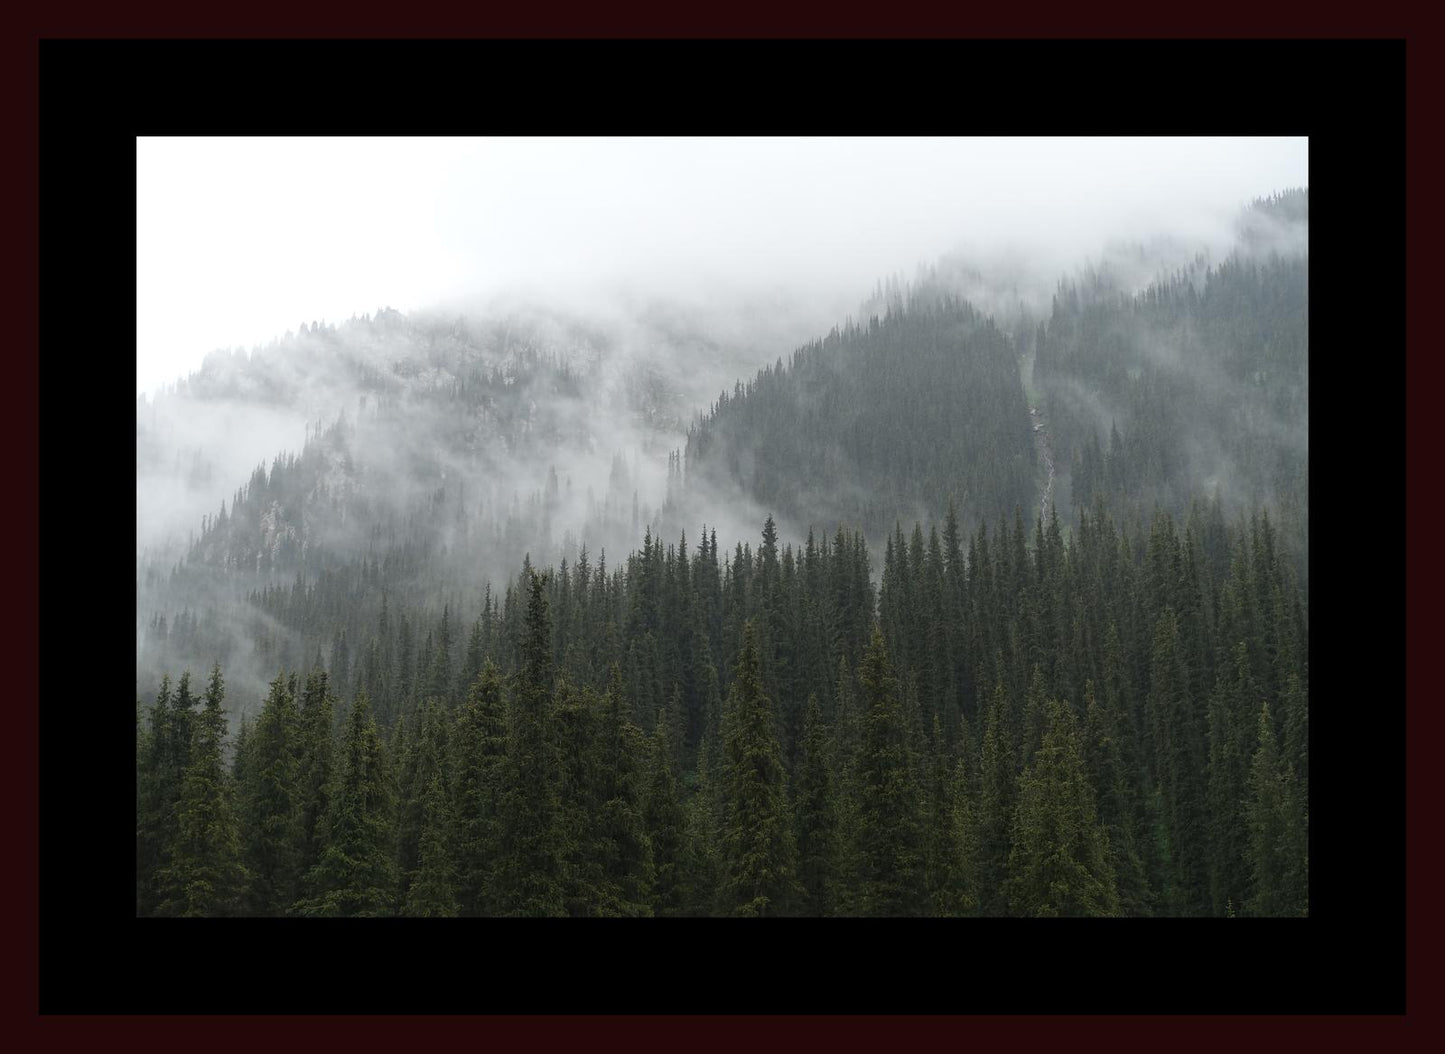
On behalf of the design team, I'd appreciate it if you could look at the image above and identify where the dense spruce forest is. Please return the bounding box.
[684,295,1036,542]
[137,190,1308,917]
[1035,244,1308,575]
[138,499,1307,917]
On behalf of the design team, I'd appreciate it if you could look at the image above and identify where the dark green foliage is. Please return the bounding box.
[137,214,1308,921]
[553,680,609,915]
[645,714,689,916]
[450,660,508,915]
[404,773,459,917]
[425,605,455,707]
[593,673,655,916]
[1281,670,1308,795]
[294,668,336,881]
[854,629,926,916]
[294,690,397,917]
[141,493,1305,918]
[1205,642,1257,917]
[495,572,567,916]
[947,755,979,915]
[135,699,146,916]
[1145,609,1210,915]
[923,715,969,916]
[154,666,247,916]
[1246,701,1308,917]
[681,706,725,916]
[972,684,1016,916]
[395,701,451,906]
[793,694,839,916]
[720,623,801,916]
[137,673,195,916]
[1083,682,1152,916]
[238,672,302,914]
[1006,699,1121,917]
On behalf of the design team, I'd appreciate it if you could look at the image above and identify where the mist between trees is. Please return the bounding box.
[137,189,1308,917]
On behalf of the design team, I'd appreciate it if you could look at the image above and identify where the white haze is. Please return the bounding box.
[136,137,1307,708]
[137,136,1307,398]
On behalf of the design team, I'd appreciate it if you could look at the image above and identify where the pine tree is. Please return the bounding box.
[137,673,193,916]
[154,665,247,916]
[1281,670,1309,796]
[451,660,508,916]
[661,683,687,777]
[793,693,839,916]
[595,670,654,916]
[330,631,351,700]
[720,622,801,916]
[135,697,146,916]
[1006,699,1121,917]
[462,616,487,697]
[1146,609,1209,915]
[395,701,450,906]
[973,682,1016,916]
[238,671,302,914]
[645,712,689,916]
[554,680,608,915]
[1205,642,1255,916]
[948,754,979,915]
[1245,701,1308,916]
[923,714,966,916]
[426,605,455,706]
[139,377,1309,924]
[1083,681,1152,916]
[403,772,459,916]
[496,572,567,916]
[294,690,397,917]
[854,628,926,915]
[683,693,724,916]
[294,668,336,883]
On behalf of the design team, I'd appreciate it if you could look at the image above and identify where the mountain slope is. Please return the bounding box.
[683,292,1035,546]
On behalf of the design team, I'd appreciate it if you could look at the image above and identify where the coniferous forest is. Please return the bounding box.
[136,189,1309,918]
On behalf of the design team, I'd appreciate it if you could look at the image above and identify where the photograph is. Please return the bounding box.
[133,135,1312,921]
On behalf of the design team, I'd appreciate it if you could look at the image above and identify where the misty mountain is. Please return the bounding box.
[1035,188,1309,575]
[138,190,1308,716]
[136,289,837,707]
[136,287,838,562]
[679,191,1307,575]
[134,185,1310,921]
[681,292,1035,546]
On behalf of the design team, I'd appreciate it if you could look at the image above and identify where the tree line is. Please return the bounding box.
[138,499,1307,916]
[683,295,1037,548]
[1034,205,1309,579]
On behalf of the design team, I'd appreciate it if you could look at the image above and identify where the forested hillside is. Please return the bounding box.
[137,297,806,706]
[137,497,1307,917]
[136,191,1309,918]
[682,292,1036,544]
[1035,189,1309,577]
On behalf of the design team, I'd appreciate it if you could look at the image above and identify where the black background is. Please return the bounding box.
[37,39,1403,1014]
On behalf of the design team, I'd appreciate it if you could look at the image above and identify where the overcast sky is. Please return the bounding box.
[136,136,1308,397]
